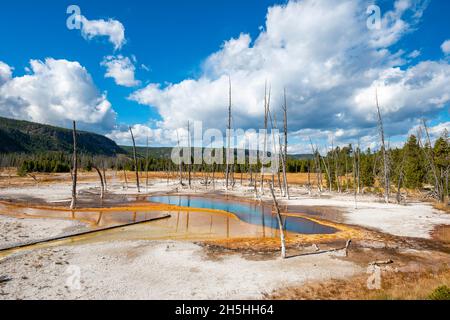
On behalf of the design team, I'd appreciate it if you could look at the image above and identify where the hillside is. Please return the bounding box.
[0,117,125,156]
[120,146,175,159]
[120,145,313,160]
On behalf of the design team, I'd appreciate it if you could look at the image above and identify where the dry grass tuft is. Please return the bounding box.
[268,267,450,300]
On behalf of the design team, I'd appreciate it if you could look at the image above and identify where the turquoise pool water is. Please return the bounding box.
[149,195,337,235]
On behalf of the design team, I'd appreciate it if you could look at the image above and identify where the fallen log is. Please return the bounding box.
[369,259,394,266]
[0,275,12,284]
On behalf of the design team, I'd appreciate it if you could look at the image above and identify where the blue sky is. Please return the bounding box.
[0,0,278,125]
[0,0,449,152]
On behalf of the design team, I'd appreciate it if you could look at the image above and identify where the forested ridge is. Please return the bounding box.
[0,116,124,155]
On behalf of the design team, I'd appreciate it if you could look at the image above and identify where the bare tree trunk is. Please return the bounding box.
[146,136,149,189]
[226,77,232,190]
[357,140,361,194]
[376,90,390,203]
[270,182,286,259]
[129,127,140,193]
[254,174,259,198]
[269,110,284,197]
[187,121,192,189]
[176,130,183,186]
[282,89,290,199]
[260,83,270,195]
[309,139,322,193]
[102,161,107,191]
[396,149,407,204]
[422,120,444,202]
[166,163,170,186]
[212,164,216,190]
[321,155,332,192]
[352,146,358,209]
[277,156,283,196]
[123,168,128,190]
[231,164,235,188]
[345,156,349,192]
[307,165,312,195]
[317,152,323,192]
[332,140,341,193]
[70,121,77,210]
[93,165,105,199]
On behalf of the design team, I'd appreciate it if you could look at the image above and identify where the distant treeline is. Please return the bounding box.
[0,132,448,194]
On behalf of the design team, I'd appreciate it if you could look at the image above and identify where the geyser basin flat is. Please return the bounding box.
[149,195,337,235]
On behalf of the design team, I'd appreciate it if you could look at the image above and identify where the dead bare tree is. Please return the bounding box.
[307,164,312,195]
[269,182,286,259]
[321,150,332,192]
[129,126,141,193]
[187,121,192,189]
[376,90,390,203]
[422,119,444,202]
[212,163,216,190]
[260,83,270,195]
[309,139,322,193]
[332,139,341,193]
[102,161,107,191]
[92,165,105,199]
[282,89,290,199]
[269,110,283,196]
[70,121,78,210]
[146,136,150,189]
[176,130,183,186]
[123,167,129,190]
[27,173,39,186]
[357,140,361,194]
[345,155,349,192]
[226,77,232,190]
[352,145,358,209]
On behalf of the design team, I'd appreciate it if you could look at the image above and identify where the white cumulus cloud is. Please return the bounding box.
[130,0,443,151]
[107,124,179,146]
[80,16,126,50]
[0,58,117,132]
[101,55,140,87]
[441,40,450,55]
[0,61,13,86]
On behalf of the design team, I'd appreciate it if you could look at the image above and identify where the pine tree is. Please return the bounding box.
[359,149,375,188]
[434,131,449,198]
[403,135,426,189]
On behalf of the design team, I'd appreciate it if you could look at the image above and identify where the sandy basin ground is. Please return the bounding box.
[0,241,359,300]
[0,215,86,249]
[0,173,449,300]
